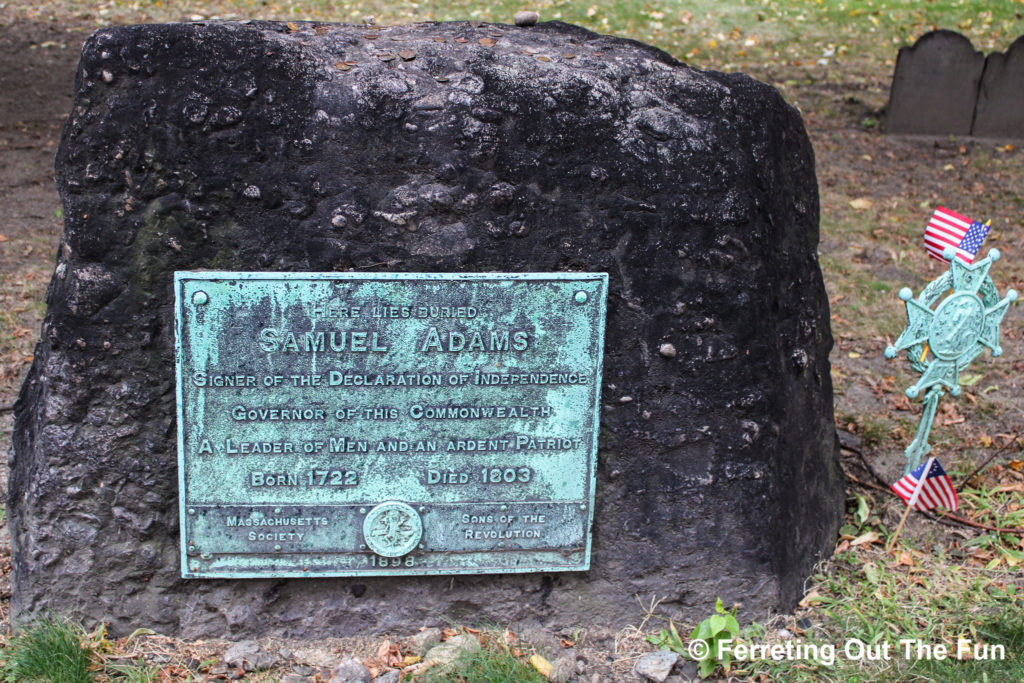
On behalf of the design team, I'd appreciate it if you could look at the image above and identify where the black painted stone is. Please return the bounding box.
[11,21,842,638]
[974,35,1024,138]
[886,30,984,135]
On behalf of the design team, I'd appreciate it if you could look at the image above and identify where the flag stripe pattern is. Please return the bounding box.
[924,206,990,264]
[892,459,959,512]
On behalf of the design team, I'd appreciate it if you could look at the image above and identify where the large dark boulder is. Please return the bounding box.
[11,20,842,638]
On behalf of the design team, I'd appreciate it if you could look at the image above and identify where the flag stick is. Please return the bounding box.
[887,502,913,553]
[887,457,934,552]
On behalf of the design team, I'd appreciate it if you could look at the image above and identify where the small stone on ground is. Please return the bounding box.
[223,639,276,671]
[404,626,443,655]
[633,650,680,682]
[328,656,372,683]
[514,11,540,26]
[418,634,480,671]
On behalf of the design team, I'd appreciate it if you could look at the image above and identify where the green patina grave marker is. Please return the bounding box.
[174,272,608,578]
[885,247,1017,474]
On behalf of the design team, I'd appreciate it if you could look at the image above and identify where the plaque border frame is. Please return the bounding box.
[174,271,608,578]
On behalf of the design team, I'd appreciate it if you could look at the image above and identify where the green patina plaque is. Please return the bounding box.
[174,272,608,578]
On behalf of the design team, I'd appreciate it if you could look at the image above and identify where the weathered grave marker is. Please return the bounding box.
[886,30,984,136]
[887,30,1024,138]
[12,20,843,638]
[973,35,1024,138]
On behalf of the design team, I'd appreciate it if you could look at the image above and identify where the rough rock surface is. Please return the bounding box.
[886,30,984,135]
[11,20,842,637]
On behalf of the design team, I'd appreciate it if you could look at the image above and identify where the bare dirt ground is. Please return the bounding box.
[0,8,1021,683]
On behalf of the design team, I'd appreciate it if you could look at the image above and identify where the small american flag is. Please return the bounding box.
[892,457,959,512]
[924,206,990,264]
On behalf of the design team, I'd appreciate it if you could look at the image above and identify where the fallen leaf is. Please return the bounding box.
[847,351,861,358]
[0,234,8,242]
[940,406,965,426]
[314,26,328,35]
[286,21,300,32]
[960,373,984,386]
[537,55,551,62]
[798,589,822,608]
[402,655,421,666]
[433,36,447,42]
[124,627,155,643]
[1008,460,1023,472]
[897,551,915,567]
[529,654,553,678]
[335,62,351,71]
[479,37,496,47]
[848,198,872,210]
[455,37,468,43]
[560,638,575,648]
[851,530,881,546]
[399,49,416,61]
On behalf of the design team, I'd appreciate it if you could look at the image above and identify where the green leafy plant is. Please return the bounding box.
[647,598,741,679]
[689,599,741,678]
[1,614,94,683]
[646,620,688,657]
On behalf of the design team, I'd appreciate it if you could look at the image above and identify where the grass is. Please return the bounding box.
[1,615,94,683]
[755,559,1024,682]
[105,662,161,682]
[414,644,549,683]
[405,627,550,683]
[9,0,1024,72]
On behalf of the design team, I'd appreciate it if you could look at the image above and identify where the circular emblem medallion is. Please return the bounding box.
[928,292,985,360]
[362,501,422,557]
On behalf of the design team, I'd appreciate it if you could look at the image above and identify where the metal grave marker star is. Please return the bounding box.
[884,247,1017,473]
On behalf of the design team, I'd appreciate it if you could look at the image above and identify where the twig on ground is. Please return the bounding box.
[839,442,890,488]
[0,404,14,413]
[927,512,1024,536]
[956,431,1022,492]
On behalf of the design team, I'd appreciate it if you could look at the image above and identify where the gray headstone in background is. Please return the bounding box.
[886,30,984,135]
[11,20,843,639]
[973,35,1024,138]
